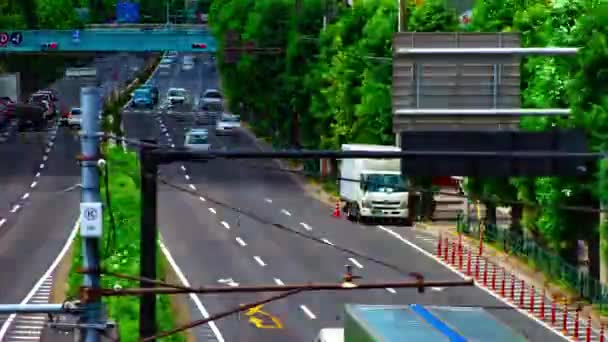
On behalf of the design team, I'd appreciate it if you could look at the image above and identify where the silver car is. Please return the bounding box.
[184,128,210,151]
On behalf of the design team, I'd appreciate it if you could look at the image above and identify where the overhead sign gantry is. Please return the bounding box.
[0,28,216,52]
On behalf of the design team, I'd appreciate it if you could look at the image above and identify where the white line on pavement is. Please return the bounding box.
[159,238,225,342]
[189,184,196,190]
[42,155,48,161]
[184,174,190,180]
[348,257,364,269]
[321,238,334,246]
[22,193,30,200]
[386,288,397,294]
[235,237,247,246]
[265,198,272,203]
[35,172,40,178]
[281,209,291,216]
[299,305,317,319]
[39,163,45,169]
[374,225,572,341]
[199,196,206,202]
[274,278,284,285]
[208,208,216,214]
[181,165,186,171]
[170,143,175,148]
[220,221,230,229]
[0,219,80,339]
[10,204,20,213]
[253,256,266,267]
[299,222,312,231]
[30,181,37,188]
[0,218,6,227]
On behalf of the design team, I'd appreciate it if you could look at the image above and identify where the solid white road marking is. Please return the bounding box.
[264,198,272,203]
[386,288,397,294]
[253,256,266,266]
[299,222,312,231]
[189,184,196,190]
[281,209,291,216]
[22,193,30,200]
[348,257,364,269]
[321,238,334,246]
[374,224,572,341]
[221,221,230,229]
[159,238,225,342]
[0,219,80,339]
[30,181,37,188]
[208,208,216,214]
[300,305,317,319]
[199,196,206,202]
[235,237,247,246]
[274,278,284,285]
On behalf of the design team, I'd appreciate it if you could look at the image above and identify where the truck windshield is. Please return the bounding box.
[364,174,406,192]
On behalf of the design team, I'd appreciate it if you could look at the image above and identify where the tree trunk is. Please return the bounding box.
[510,203,523,234]
[485,201,497,227]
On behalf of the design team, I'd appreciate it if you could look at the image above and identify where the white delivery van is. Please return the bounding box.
[340,144,409,224]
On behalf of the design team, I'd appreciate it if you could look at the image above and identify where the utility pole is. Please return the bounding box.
[139,139,158,340]
[79,86,103,342]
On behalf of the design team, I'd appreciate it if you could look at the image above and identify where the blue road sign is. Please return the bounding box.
[10,32,22,45]
[0,33,8,47]
[116,1,140,23]
[72,30,80,43]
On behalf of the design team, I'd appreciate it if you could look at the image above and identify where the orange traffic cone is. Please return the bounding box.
[332,200,341,217]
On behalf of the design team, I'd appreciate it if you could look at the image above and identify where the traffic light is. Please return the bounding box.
[191,43,207,49]
[41,42,58,50]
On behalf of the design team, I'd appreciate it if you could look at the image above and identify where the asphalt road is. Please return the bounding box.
[123,55,563,341]
[0,54,146,326]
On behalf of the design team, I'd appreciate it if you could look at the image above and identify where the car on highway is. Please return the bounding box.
[215,113,241,135]
[0,97,15,120]
[137,84,159,105]
[65,107,82,129]
[166,51,178,62]
[131,88,154,109]
[184,128,210,151]
[182,55,195,71]
[28,92,56,117]
[166,87,190,109]
[200,88,222,105]
[196,101,223,125]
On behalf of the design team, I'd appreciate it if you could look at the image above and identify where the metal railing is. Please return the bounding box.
[457,213,608,311]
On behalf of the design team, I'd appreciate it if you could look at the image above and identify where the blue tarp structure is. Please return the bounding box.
[116,1,140,23]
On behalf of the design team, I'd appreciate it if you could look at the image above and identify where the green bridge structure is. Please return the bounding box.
[0,25,216,52]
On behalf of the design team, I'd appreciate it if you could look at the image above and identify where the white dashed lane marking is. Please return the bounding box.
[35,172,40,178]
[235,237,247,246]
[281,209,291,216]
[273,278,284,285]
[0,218,6,227]
[189,184,196,190]
[253,256,266,267]
[348,257,364,269]
[184,174,190,180]
[199,196,206,202]
[181,165,186,171]
[220,221,230,229]
[30,181,37,188]
[264,198,272,203]
[39,164,44,169]
[21,193,29,200]
[300,305,317,319]
[386,288,397,294]
[10,205,20,213]
[208,208,216,214]
[321,238,334,246]
[299,222,312,231]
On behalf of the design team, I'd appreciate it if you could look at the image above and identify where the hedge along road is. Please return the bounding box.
[0,54,147,329]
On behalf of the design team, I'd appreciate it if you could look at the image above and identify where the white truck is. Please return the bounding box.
[340,144,409,224]
[0,73,20,102]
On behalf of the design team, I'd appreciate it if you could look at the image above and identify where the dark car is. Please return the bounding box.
[0,97,15,120]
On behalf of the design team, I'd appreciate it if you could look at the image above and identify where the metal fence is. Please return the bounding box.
[457,213,608,310]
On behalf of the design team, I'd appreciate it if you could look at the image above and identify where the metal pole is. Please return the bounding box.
[0,304,69,314]
[139,140,158,340]
[80,86,102,342]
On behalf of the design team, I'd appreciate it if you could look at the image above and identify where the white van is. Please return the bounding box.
[314,328,344,342]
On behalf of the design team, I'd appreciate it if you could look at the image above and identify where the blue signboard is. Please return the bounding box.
[116,1,140,23]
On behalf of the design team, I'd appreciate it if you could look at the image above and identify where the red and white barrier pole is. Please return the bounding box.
[437,234,442,257]
[600,324,604,342]
[466,249,472,276]
[444,237,449,262]
[574,309,580,340]
[458,245,463,271]
[451,241,456,265]
[563,302,568,334]
[586,316,591,342]
[540,289,545,320]
[475,255,480,279]
[529,285,535,313]
[500,268,506,297]
[491,264,497,290]
[510,274,515,302]
[519,280,525,307]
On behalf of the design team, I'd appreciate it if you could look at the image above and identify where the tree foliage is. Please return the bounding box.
[210,0,608,270]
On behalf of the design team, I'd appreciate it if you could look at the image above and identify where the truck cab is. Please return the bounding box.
[340,144,409,224]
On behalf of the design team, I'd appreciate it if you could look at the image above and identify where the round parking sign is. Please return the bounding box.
[10,32,23,45]
[0,33,9,47]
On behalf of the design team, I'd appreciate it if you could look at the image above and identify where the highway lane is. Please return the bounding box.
[123,55,562,341]
[0,54,146,329]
